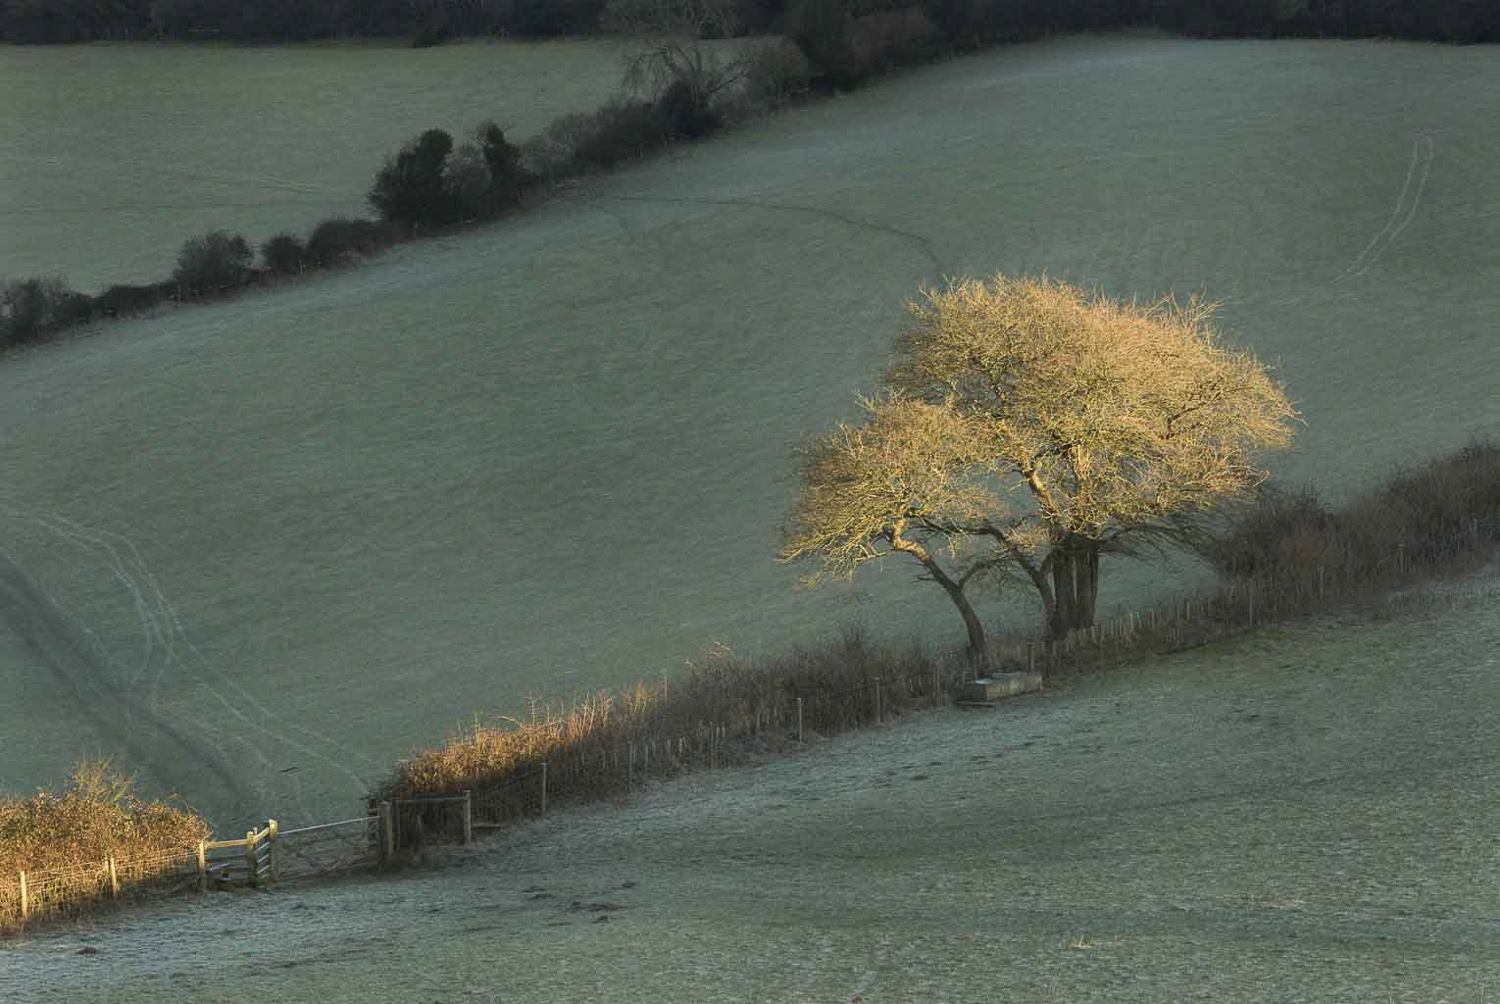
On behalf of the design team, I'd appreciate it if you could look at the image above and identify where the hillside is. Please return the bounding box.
[0,34,1496,833]
[5,583,1498,1001]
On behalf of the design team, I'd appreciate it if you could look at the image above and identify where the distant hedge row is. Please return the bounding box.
[7,0,1497,349]
[0,77,734,351]
[2,0,1496,45]
[0,216,410,351]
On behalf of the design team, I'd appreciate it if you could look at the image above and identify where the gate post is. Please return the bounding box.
[267,820,281,882]
[244,830,258,887]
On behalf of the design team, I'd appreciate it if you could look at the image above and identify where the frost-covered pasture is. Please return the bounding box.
[0,38,639,290]
[0,34,1497,836]
[5,590,1500,1002]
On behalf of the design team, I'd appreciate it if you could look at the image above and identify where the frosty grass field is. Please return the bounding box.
[7,587,1500,1002]
[0,38,647,290]
[1,31,1499,997]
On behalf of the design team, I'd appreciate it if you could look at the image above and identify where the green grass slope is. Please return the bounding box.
[0,34,1496,830]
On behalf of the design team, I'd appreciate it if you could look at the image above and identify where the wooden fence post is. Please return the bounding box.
[540,762,548,817]
[377,802,393,864]
[245,830,258,887]
[18,871,26,923]
[108,856,120,899]
[461,792,473,846]
[797,698,804,743]
[197,840,207,894]
[268,820,281,883]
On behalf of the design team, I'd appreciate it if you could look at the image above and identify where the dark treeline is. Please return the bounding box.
[2,0,1497,44]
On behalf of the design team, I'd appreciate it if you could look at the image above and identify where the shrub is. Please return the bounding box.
[53,290,94,329]
[173,230,253,295]
[575,98,668,170]
[445,142,498,221]
[786,0,860,89]
[1202,439,1500,604]
[95,283,163,318]
[847,7,940,76]
[410,15,451,46]
[368,128,460,227]
[444,123,535,221]
[740,38,813,109]
[0,759,210,876]
[523,100,667,178]
[657,77,723,139]
[260,233,306,274]
[304,217,400,267]
[0,277,77,347]
[371,627,945,814]
[519,112,595,181]
[477,121,535,204]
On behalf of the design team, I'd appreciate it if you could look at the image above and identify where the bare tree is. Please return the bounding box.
[780,273,1299,663]
[606,0,744,110]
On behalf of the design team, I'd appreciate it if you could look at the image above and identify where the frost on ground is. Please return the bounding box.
[6,589,1500,1004]
[3,36,1498,830]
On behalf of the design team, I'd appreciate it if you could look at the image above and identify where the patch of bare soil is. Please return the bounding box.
[7,585,1500,1003]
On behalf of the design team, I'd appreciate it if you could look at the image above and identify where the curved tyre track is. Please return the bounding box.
[0,554,253,810]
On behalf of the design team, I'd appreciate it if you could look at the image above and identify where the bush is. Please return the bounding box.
[847,7,940,75]
[0,277,77,347]
[1202,439,1500,603]
[657,78,723,139]
[95,283,163,319]
[477,121,534,204]
[0,759,210,876]
[368,128,460,227]
[786,0,860,89]
[304,217,400,267]
[173,230,253,295]
[575,98,669,170]
[740,38,813,110]
[445,142,498,221]
[260,233,306,274]
[371,627,945,815]
[523,100,668,178]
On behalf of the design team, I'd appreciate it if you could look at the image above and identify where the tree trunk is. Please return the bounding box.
[887,525,990,671]
[924,558,989,672]
[1047,534,1100,640]
[1048,543,1073,641]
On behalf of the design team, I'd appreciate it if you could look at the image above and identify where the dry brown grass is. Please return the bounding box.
[0,759,209,876]
[372,629,951,809]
